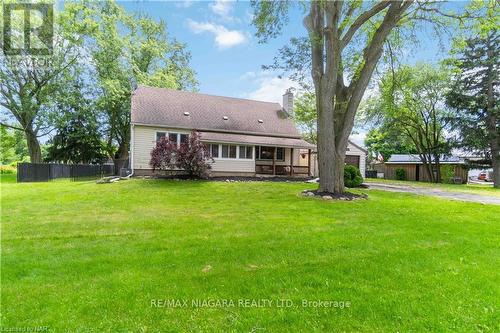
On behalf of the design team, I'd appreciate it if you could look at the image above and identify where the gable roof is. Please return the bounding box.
[131,86,301,138]
[386,154,466,164]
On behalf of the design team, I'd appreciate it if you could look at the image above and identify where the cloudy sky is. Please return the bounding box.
[119,0,462,145]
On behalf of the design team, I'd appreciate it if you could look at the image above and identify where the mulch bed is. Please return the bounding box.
[301,189,368,201]
[139,175,313,182]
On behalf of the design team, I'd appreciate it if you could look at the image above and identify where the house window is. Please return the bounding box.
[209,144,219,158]
[156,132,166,142]
[257,146,284,161]
[239,146,253,159]
[169,133,178,143]
[276,147,284,160]
[221,144,237,158]
[180,134,189,144]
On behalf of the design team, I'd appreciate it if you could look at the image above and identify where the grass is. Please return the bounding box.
[365,177,500,197]
[1,174,499,332]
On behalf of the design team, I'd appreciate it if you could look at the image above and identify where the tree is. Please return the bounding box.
[45,116,106,164]
[150,131,213,179]
[294,92,317,144]
[446,1,499,188]
[45,74,106,164]
[366,64,452,183]
[65,0,197,172]
[364,128,416,162]
[252,1,448,194]
[0,3,82,163]
[0,126,16,164]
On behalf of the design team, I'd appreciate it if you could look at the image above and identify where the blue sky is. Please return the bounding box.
[118,0,467,144]
[120,0,309,103]
[119,1,465,103]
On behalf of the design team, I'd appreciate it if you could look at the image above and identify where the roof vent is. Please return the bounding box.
[223,116,229,120]
[258,119,264,123]
[183,112,190,116]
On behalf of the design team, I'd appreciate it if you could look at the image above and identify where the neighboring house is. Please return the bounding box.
[383,154,468,183]
[130,86,365,177]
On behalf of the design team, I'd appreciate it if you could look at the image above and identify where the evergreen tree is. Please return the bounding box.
[446,32,499,187]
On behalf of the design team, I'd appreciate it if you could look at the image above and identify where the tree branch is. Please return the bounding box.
[340,1,391,48]
[0,122,24,131]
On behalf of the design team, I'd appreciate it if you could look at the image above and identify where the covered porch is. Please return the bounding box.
[199,131,315,177]
[255,146,312,176]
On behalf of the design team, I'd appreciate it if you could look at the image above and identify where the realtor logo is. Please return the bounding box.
[3,3,53,56]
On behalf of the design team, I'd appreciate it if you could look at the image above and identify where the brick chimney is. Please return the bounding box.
[282,88,294,117]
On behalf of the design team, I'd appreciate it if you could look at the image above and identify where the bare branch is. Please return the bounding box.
[340,1,391,48]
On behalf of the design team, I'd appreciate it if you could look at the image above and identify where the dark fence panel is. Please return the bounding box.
[17,163,50,182]
[365,170,378,178]
[17,163,115,182]
[70,164,114,181]
[50,164,71,179]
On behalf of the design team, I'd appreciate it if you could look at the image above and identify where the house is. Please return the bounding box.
[130,86,366,177]
[383,154,468,183]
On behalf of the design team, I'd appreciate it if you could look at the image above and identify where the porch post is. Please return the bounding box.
[272,147,276,175]
[290,148,294,176]
[307,149,311,177]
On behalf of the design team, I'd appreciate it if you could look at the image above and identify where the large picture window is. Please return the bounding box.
[256,146,284,161]
[156,132,189,146]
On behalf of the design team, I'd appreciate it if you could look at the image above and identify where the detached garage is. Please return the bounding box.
[383,154,468,183]
[310,141,367,178]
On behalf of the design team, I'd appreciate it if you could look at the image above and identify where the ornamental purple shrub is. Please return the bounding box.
[149,130,214,179]
[176,131,214,179]
[149,137,178,171]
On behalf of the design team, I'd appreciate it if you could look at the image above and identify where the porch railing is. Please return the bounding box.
[255,164,309,176]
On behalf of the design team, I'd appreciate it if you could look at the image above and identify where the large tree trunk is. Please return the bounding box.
[486,40,499,188]
[26,130,42,163]
[434,156,441,183]
[317,89,338,193]
[113,142,129,175]
[492,147,500,188]
[489,120,499,188]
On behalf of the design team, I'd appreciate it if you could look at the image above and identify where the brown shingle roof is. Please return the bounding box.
[199,131,316,149]
[131,86,302,138]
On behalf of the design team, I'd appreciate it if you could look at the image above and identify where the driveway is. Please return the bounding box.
[367,182,500,205]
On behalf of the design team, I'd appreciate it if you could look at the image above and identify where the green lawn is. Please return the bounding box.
[365,177,500,197]
[2,174,499,332]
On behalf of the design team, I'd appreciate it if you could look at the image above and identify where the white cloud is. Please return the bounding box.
[210,0,233,17]
[187,19,247,49]
[239,71,257,80]
[241,72,299,104]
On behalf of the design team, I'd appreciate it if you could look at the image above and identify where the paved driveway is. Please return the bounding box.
[367,182,500,205]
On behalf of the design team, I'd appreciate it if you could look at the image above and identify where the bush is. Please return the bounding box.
[0,165,16,174]
[395,168,406,180]
[344,165,363,188]
[440,165,454,183]
[150,130,214,179]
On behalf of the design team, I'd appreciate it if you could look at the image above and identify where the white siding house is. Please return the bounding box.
[130,86,366,178]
